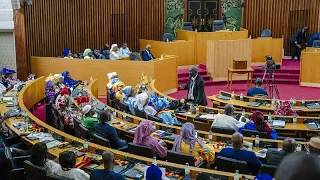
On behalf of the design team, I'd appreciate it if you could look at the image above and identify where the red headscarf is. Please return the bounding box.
[252,111,271,136]
[274,101,296,116]
[60,87,70,96]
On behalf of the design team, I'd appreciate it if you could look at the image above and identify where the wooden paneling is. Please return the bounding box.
[24,0,165,58]
[300,52,320,86]
[243,0,320,55]
[251,38,283,64]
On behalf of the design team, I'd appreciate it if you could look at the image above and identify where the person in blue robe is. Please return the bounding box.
[307,33,320,47]
[61,71,81,89]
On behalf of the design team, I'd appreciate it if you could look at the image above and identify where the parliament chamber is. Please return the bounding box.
[2,0,320,180]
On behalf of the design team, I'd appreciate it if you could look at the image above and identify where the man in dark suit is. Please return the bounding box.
[141,44,155,61]
[266,138,296,166]
[290,27,308,61]
[181,66,207,106]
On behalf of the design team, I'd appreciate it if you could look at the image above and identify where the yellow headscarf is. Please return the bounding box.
[45,74,54,82]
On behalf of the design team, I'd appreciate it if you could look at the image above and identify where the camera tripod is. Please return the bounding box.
[264,72,280,99]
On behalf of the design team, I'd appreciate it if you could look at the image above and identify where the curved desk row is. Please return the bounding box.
[3,76,255,179]
[148,80,320,138]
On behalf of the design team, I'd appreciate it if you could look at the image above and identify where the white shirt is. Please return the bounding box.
[211,114,243,131]
[144,105,157,116]
[119,47,131,58]
[110,51,120,60]
[44,160,60,175]
[84,56,93,59]
[54,165,90,180]
[0,82,6,93]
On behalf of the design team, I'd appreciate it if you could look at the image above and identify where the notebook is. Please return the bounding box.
[272,120,286,128]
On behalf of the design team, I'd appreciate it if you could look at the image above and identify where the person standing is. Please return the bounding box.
[181,66,207,106]
[290,27,308,61]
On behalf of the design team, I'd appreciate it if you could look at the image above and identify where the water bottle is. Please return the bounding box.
[231,91,235,99]
[166,38,169,43]
[271,98,275,108]
[184,163,190,179]
[195,104,199,114]
[83,139,88,153]
[296,143,302,152]
[112,110,117,120]
[149,76,153,82]
[242,109,245,116]
[90,76,93,82]
[152,156,157,166]
[255,135,260,148]
[234,170,240,180]
[302,97,305,106]
[293,97,296,106]
[195,131,198,138]
[164,93,167,100]
[240,93,243,101]
[209,131,213,144]
[0,92,3,103]
[293,114,297,126]
[195,28,198,32]
[268,112,272,120]
[152,122,156,131]
[122,111,127,121]
[83,80,88,90]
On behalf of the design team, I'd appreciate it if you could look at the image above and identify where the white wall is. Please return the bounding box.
[0,0,16,72]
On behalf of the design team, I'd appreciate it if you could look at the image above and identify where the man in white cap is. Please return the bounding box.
[81,105,99,135]
[107,72,118,89]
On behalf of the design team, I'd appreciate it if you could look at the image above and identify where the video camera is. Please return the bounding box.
[265,55,276,73]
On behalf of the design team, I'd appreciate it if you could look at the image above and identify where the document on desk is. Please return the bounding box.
[3,97,13,101]
[199,114,217,120]
[272,120,286,128]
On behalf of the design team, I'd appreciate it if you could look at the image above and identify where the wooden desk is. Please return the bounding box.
[139,39,195,66]
[300,51,320,87]
[30,56,178,95]
[305,47,320,52]
[11,77,256,179]
[227,68,254,90]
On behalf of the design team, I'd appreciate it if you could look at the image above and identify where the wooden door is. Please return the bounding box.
[203,0,219,32]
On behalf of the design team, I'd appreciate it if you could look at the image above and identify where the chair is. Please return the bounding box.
[167,150,205,167]
[162,33,174,42]
[194,120,211,132]
[51,109,59,129]
[24,160,47,180]
[73,119,82,139]
[135,107,147,118]
[312,40,320,48]
[93,133,111,148]
[242,129,268,139]
[147,114,162,123]
[212,20,225,32]
[119,101,130,113]
[78,124,91,140]
[277,136,307,142]
[216,156,247,174]
[260,164,278,177]
[46,103,54,127]
[211,126,235,135]
[261,29,272,37]
[183,22,193,31]
[46,174,73,180]
[128,142,153,158]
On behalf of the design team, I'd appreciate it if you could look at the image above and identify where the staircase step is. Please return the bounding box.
[199,63,207,70]
[253,73,299,80]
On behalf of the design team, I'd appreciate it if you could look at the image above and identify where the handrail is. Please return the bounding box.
[14,76,254,179]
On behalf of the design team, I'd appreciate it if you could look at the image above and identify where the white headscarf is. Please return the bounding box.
[110,44,118,52]
[83,49,92,57]
[136,92,149,111]
[82,105,92,115]
[107,72,117,80]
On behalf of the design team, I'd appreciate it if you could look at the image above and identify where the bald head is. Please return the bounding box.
[232,132,243,149]
[102,151,114,170]
[146,44,152,51]
[283,138,296,152]
[224,104,234,116]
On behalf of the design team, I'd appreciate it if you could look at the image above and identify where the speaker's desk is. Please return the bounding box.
[139,39,195,66]
[227,68,254,90]
[300,51,320,87]
[30,56,178,96]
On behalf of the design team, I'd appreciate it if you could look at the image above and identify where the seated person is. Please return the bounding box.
[266,138,296,166]
[29,142,59,174]
[119,42,131,58]
[246,78,268,97]
[129,52,141,61]
[81,105,99,135]
[63,48,73,59]
[2,68,20,90]
[55,151,90,180]
[274,100,297,116]
[94,111,127,149]
[135,92,180,125]
[133,120,167,158]
[83,49,94,59]
[101,43,110,59]
[115,85,132,101]
[145,164,162,180]
[45,80,56,103]
[211,104,243,131]
[0,70,8,94]
[61,71,81,89]
[93,49,106,59]
[238,111,278,139]
[307,33,320,46]
[196,173,212,180]
[55,88,76,130]
[218,132,262,175]
[307,136,320,156]
[275,153,320,180]
[141,44,155,61]
[172,123,215,165]
[122,86,138,115]
[90,151,126,180]
[107,72,119,89]
[110,44,120,60]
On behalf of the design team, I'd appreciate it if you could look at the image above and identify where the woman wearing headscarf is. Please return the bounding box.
[83,49,94,59]
[145,164,162,180]
[274,101,297,116]
[109,44,120,60]
[172,123,215,165]
[53,74,65,89]
[239,111,278,139]
[61,71,81,89]
[63,48,73,59]
[55,87,76,130]
[0,70,8,94]
[133,120,167,158]
[45,80,56,103]
[2,68,20,90]
[122,86,138,115]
